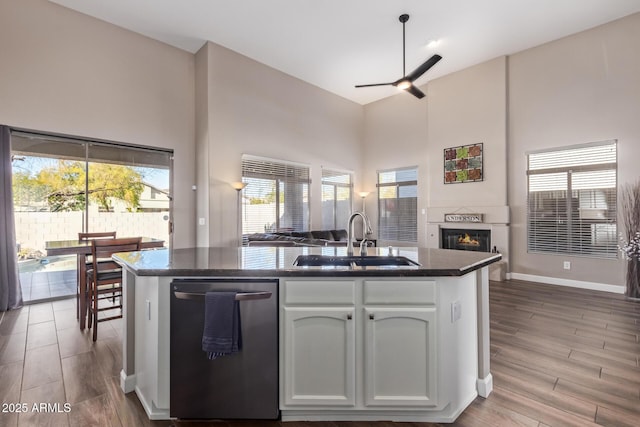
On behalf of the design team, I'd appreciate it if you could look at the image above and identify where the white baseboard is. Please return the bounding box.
[476,373,493,398]
[509,272,624,294]
[120,370,135,393]
[135,386,171,420]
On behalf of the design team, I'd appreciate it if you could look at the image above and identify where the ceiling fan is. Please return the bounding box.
[355,14,442,99]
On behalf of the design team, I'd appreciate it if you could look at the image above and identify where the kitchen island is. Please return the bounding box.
[113,246,501,422]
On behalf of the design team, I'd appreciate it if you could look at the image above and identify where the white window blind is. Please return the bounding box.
[527,141,617,258]
[321,168,352,230]
[241,156,310,234]
[377,167,418,243]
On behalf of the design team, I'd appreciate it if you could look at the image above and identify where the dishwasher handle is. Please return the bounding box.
[173,290,272,301]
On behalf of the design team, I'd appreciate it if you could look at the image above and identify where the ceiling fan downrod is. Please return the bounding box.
[400,14,409,77]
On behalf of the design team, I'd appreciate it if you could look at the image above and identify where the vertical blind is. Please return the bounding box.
[377,167,418,243]
[321,168,352,230]
[527,141,617,258]
[241,155,310,234]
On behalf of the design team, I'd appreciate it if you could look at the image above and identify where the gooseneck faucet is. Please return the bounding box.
[347,212,373,256]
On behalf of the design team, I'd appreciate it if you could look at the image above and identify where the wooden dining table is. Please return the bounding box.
[45,237,165,330]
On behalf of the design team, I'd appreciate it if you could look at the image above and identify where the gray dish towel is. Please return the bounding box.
[202,291,242,359]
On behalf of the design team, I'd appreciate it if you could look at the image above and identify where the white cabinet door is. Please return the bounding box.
[364,307,438,407]
[282,307,355,407]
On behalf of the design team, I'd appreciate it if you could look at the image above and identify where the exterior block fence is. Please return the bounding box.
[15,211,169,256]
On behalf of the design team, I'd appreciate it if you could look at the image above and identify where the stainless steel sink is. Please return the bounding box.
[293,255,420,268]
[354,256,420,267]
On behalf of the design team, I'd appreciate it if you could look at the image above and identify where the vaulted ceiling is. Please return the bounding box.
[50,0,640,105]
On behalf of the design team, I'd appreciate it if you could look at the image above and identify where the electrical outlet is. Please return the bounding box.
[451,301,462,323]
[563,261,571,270]
[198,217,205,225]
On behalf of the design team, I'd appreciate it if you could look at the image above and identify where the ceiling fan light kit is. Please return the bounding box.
[355,14,442,99]
[396,79,412,90]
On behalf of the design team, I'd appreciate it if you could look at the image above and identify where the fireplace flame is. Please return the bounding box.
[458,233,480,246]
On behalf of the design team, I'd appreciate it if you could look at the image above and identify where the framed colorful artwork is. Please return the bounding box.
[444,143,483,184]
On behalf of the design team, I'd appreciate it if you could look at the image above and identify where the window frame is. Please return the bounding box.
[321,168,353,230]
[526,140,617,258]
[377,166,418,244]
[241,155,311,234]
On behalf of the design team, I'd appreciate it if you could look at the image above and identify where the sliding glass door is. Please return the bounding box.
[85,142,172,237]
[11,131,172,303]
[12,136,85,302]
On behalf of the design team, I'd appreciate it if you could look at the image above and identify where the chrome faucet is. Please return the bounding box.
[347,212,373,256]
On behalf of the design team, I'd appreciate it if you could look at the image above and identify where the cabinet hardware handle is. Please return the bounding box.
[173,291,272,301]
[347,314,352,320]
[369,314,375,320]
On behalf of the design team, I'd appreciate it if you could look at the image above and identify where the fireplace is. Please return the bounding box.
[441,228,491,252]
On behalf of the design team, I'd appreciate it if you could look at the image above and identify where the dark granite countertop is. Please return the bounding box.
[113,246,502,278]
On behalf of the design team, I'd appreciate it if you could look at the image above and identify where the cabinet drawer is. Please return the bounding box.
[363,280,436,305]
[283,280,355,305]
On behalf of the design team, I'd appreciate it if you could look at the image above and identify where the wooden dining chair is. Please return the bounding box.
[76,232,117,320]
[86,237,141,341]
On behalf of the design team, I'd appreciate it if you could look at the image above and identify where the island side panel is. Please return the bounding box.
[436,274,479,419]
[133,275,171,419]
[475,266,492,397]
[157,276,172,409]
[120,268,173,419]
[121,269,136,393]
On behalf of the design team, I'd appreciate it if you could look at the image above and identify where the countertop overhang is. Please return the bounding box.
[113,246,502,278]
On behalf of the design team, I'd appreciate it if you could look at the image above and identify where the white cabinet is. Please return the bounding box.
[364,307,437,407]
[362,279,438,407]
[280,278,438,414]
[281,280,356,407]
[282,307,355,406]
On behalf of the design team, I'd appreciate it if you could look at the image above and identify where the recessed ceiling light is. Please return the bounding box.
[426,39,440,49]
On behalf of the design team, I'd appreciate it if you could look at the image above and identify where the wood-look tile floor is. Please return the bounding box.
[0,279,638,427]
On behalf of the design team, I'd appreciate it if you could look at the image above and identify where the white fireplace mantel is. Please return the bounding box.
[426,206,510,225]
[426,206,510,279]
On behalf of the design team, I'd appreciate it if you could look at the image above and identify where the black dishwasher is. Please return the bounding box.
[170,279,279,420]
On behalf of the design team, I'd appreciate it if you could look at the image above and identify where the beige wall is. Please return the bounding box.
[195,42,211,247]
[362,87,429,246]
[508,12,640,288]
[0,0,196,248]
[424,56,509,264]
[427,57,508,208]
[196,42,364,246]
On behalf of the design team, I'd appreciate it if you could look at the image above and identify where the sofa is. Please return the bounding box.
[246,229,348,247]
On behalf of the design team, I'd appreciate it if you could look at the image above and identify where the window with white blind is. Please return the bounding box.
[527,141,617,258]
[378,167,418,243]
[241,155,310,234]
[321,168,352,230]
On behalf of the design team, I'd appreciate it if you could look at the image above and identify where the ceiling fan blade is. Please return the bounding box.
[355,82,394,88]
[406,54,442,82]
[405,84,425,99]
